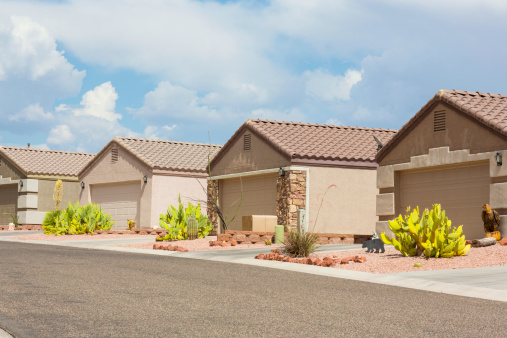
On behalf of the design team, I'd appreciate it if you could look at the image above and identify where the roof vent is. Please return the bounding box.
[244,134,252,151]
[111,148,118,163]
[434,111,446,132]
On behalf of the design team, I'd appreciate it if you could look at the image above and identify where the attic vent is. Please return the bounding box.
[434,111,446,132]
[244,134,252,151]
[111,148,118,163]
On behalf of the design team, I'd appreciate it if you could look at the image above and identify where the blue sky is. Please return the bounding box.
[1,0,507,152]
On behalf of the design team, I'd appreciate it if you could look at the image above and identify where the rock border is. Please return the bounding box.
[254,249,367,267]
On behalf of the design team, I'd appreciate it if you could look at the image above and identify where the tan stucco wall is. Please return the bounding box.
[211,129,290,176]
[0,156,25,180]
[79,145,153,228]
[381,103,507,166]
[38,179,81,211]
[151,175,207,228]
[308,166,378,235]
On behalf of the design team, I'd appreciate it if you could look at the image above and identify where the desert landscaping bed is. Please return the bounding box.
[8,233,159,241]
[114,237,282,251]
[258,245,506,274]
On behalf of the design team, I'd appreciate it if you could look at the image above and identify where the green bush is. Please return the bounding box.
[381,204,471,258]
[282,230,319,258]
[158,195,213,241]
[43,202,115,235]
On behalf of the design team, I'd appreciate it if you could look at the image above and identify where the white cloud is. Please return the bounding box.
[8,103,53,122]
[0,15,84,136]
[72,82,121,121]
[325,118,341,126]
[304,69,363,102]
[163,124,177,132]
[132,81,219,123]
[47,125,75,146]
[251,108,306,122]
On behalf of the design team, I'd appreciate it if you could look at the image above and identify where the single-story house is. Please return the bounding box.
[0,146,94,226]
[79,137,221,230]
[208,119,397,234]
[375,89,507,239]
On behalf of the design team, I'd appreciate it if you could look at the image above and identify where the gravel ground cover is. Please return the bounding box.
[9,233,158,241]
[114,237,282,251]
[314,245,506,274]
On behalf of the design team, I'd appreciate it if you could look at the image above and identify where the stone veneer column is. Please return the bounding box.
[276,170,306,232]
[207,180,220,235]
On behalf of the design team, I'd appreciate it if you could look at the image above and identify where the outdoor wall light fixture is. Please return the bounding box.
[278,167,285,177]
[496,152,503,166]
[19,180,23,188]
[143,175,148,183]
[81,181,85,189]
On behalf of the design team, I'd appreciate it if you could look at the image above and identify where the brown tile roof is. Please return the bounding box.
[376,89,507,161]
[87,137,222,173]
[0,146,94,176]
[212,119,397,168]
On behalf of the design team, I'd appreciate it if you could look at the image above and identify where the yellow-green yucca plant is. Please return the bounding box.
[381,204,471,258]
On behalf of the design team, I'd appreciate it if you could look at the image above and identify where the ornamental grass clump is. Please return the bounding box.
[43,202,115,235]
[158,195,213,241]
[381,204,471,258]
[281,229,319,258]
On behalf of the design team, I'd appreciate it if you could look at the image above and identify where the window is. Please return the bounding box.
[434,111,446,132]
[243,134,252,151]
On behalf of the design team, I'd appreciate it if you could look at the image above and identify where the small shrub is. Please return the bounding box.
[127,219,136,230]
[158,195,213,241]
[2,212,19,228]
[43,202,115,235]
[265,239,272,246]
[282,229,319,258]
[381,204,471,258]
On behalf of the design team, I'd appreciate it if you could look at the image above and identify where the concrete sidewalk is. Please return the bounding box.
[1,234,506,303]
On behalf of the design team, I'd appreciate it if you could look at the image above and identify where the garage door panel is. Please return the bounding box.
[0,185,18,225]
[221,174,277,231]
[91,183,140,230]
[400,162,489,239]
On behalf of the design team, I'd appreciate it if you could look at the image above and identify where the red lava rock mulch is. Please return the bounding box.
[256,244,507,274]
[114,237,282,251]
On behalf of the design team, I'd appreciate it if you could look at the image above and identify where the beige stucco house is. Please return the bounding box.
[208,119,397,235]
[79,137,221,230]
[0,146,93,226]
[376,89,507,240]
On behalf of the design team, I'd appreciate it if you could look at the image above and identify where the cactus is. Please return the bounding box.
[381,204,471,258]
[187,217,197,240]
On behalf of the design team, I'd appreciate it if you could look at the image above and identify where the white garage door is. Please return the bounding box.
[91,183,141,230]
[399,162,489,239]
[220,174,277,230]
[0,184,17,225]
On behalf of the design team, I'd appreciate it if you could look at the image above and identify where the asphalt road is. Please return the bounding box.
[0,242,506,337]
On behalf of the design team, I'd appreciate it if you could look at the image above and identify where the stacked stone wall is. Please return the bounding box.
[276,170,306,231]
[207,180,220,235]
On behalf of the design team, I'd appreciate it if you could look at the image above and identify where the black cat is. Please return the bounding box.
[362,238,385,253]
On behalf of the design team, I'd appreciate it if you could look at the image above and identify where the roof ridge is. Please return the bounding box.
[248,118,397,133]
[0,146,94,156]
[442,89,507,99]
[115,136,222,148]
